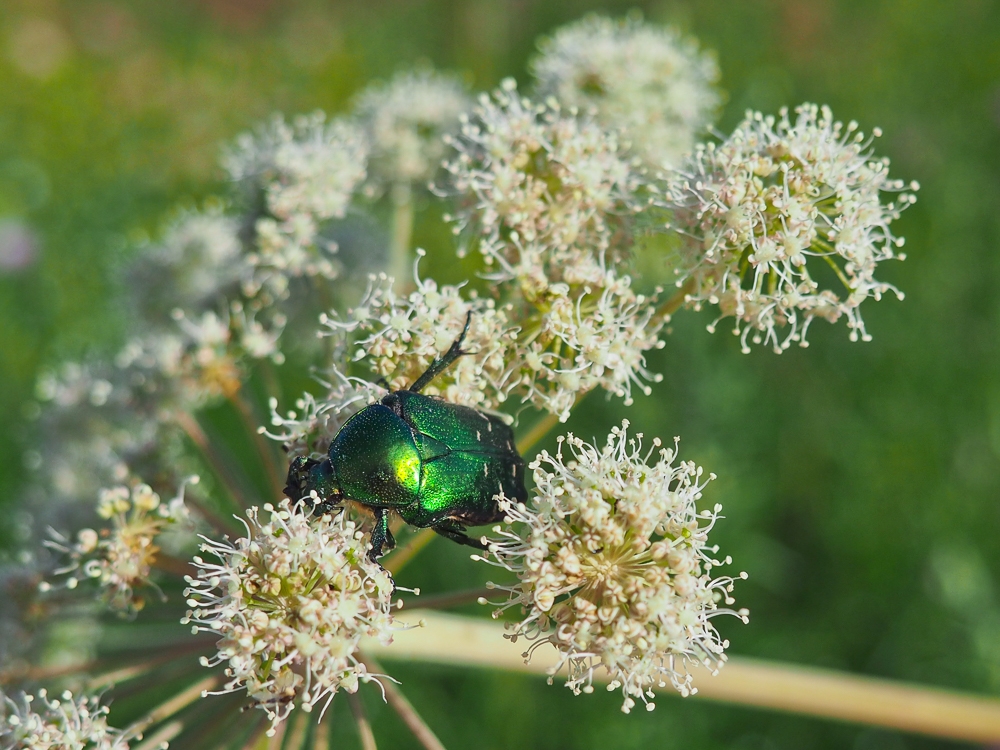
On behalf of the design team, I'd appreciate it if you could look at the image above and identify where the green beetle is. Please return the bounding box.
[284,314,527,562]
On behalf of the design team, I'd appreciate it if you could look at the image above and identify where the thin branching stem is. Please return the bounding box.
[229,391,285,501]
[173,410,257,510]
[348,692,378,750]
[359,654,446,750]
[399,586,493,611]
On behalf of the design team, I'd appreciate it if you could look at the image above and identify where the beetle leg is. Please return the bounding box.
[368,508,396,563]
[431,519,488,551]
[407,311,472,393]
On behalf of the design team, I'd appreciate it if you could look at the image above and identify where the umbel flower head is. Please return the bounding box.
[480,421,747,713]
[664,104,918,352]
[41,481,193,614]
[0,689,143,750]
[321,259,516,409]
[355,68,471,191]
[444,78,645,295]
[531,14,721,170]
[183,500,398,735]
[224,112,368,296]
[318,255,663,422]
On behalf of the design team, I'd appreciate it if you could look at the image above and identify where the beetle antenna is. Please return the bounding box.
[407,311,473,393]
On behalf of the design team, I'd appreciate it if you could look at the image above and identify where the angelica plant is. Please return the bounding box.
[3,13,925,750]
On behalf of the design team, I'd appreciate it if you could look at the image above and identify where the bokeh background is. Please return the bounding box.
[1,1,999,748]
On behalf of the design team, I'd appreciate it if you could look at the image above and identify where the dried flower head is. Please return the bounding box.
[0,689,144,750]
[665,104,918,352]
[225,112,368,296]
[41,481,194,613]
[531,14,720,169]
[444,79,644,294]
[355,69,471,190]
[183,500,398,735]
[479,421,747,712]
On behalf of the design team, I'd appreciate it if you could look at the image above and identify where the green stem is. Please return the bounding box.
[359,654,446,750]
[389,183,415,290]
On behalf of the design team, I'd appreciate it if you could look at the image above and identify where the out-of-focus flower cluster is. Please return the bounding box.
[0,689,144,750]
[479,422,747,713]
[531,14,720,170]
[41,482,193,614]
[183,500,398,735]
[225,112,368,298]
[355,69,470,193]
[664,104,918,352]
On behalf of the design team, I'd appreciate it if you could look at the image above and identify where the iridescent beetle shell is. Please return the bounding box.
[284,315,527,560]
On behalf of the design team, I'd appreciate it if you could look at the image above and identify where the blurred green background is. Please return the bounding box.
[1,0,999,748]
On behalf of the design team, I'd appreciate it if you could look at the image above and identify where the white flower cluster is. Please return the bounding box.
[665,104,918,352]
[444,79,644,295]
[531,14,720,170]
[355,69,471,190]
[322,265,515,408]
[114,304,285,410]
[41,482,193,613]
[317,260,663,421]
[519,275,664,420]
[479,422,747,712]
[183,500,398,735]
[225,112,368,296]
[263,372,384,459]
[0,689,143,750]
[147,206,246,310]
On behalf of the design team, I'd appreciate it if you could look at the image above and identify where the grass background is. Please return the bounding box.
[1,0,999,748]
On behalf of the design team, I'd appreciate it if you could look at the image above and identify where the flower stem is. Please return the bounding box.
[229,392,285,501]
[400,586,493,611]
[364,611,1000,745]
[313,715,330,749]
[654,277,695,322]
[173,410,257,510]
[283,710,308,750]
[384,529,437,575]
[359,654,447,750]
[389,183,415,291]
[348,692,378,750]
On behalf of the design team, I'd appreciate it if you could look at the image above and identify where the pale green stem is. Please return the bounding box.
[359,653,446,750]
[365,612,1000,745]
[389,182,415,290]
[348,692,378,750]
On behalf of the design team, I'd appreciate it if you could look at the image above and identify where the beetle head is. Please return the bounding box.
[284,456,343,512]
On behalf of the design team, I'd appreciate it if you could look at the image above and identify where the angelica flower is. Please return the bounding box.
[322,260,516,409]
[664,104,918,352]
[183,500,398,735]
[480,422,747,713]
[531,14,720,169]
[0,689,143,750]
[444,79,644,294]
[41,481,194,613]
[136,206,246,313]
[263,370,385,459]
[225,112,368,296]
[355,69,471,190]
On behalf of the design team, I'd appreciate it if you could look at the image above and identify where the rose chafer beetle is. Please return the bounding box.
[284,314,527,562]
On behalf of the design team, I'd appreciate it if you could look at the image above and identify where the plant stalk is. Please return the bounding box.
[359,654,447,750]
[364,611,1000,744]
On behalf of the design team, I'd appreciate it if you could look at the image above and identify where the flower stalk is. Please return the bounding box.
[364,610,1000,744]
